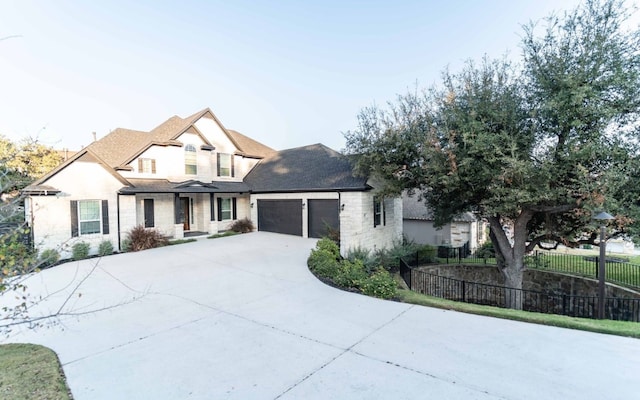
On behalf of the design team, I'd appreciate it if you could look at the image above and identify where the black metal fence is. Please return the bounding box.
[399,258,640,322]
[426,244,640,290]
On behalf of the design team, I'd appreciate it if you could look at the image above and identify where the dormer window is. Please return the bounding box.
[217,153,234,177]
[138,158,156,174]
[185,144,197,175]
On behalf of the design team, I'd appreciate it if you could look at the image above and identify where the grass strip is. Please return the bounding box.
[396,288,640,339]
[0,343,72,400]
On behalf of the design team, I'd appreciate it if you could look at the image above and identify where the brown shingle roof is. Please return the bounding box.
[86,128,150,168]
[227,129,276,158]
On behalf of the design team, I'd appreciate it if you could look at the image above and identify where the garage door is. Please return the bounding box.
[257,199,303,236]
[308,199,340,239]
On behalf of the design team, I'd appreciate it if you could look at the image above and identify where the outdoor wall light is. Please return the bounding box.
[250,203,254,208]
[341,204,345,211]
[302,203,306,209]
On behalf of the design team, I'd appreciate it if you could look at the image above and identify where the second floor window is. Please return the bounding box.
[138,158,156,174]
[185,144,197,174]
[217,153,232,177]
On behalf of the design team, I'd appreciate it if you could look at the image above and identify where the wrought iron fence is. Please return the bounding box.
[399,258,640,322]
[428,243,640,289]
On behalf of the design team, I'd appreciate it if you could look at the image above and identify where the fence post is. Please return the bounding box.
[462,280,466,302]
[562,294,567,316]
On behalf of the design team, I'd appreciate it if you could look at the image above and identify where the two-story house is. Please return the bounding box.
[23,108,402,258]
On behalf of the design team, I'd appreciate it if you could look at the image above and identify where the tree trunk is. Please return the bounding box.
[488,212,532,310]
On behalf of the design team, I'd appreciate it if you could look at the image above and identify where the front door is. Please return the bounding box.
[181,197,190,231]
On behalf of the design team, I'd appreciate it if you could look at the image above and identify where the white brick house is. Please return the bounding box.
[23,108,402,258]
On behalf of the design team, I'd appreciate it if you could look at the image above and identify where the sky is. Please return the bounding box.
[0,0,636,153]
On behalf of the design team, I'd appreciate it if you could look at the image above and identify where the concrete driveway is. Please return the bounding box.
[2,232,638,399]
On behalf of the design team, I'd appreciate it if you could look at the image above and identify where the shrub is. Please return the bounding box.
[121,238,132,252]
[361,269,397,299]
[38,248,60,267]
[98,240,114,256]
[416,244,437,264]
[374,240,419,271]
[126,225,168,252]
[72,242,90,260]
[307,249,340,279]
[475,241,495,259]
[315,237,340,259]
[0,228,36,273]
[345,246,378,273]
[334,259,368,289]
[230,218,255,233]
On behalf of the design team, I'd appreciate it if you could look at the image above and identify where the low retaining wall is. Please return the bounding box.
[417,264,640,300]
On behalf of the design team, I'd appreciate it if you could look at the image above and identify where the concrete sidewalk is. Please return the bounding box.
[2,232,638,399]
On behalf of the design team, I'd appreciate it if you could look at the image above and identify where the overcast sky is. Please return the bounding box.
[2,0,635,152]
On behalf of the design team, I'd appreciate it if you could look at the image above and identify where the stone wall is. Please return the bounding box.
[417,264,640,299]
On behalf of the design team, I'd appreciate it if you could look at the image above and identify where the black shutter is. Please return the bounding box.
[232,197,237,220]
[70,200,78,237]
[151,159,156,174]
[216,153,221,177]
[231,156,235,177]
[102,200,109,234]
[138,159,143,172]
[174,193,181,223]
[383,199,386,226]
[217,198,222,221]
[373,198,378,227]
[210,193,215,221]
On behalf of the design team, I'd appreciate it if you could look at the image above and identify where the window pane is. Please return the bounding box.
[221,198,231,220]
[220,153,231,177]
[80,221,101,235]
[185,145,197,174]
[79,201,99,220]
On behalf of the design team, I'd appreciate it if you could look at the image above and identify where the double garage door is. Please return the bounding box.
[257,199,339,238]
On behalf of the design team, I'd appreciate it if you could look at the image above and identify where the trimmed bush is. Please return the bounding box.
[475,241,495,259]
[315,237,340,259]
[72,242,90,260]
[39,248,60,267]
[308,249,340,279]
[98,240,114,256]
[230,218,255,233]
[126,225,168,252]
[361,269,397,299]
[0,229,35,272]
[334,259,368,289]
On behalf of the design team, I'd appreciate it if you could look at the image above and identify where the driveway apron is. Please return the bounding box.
[1,232,638,399]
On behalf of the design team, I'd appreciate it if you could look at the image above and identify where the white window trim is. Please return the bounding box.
[185,144,197,175]
[219,153,232,177]
[78,200,102,235]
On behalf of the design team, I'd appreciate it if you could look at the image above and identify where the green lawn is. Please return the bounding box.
[0,343,72,400]
[396,288,640,339]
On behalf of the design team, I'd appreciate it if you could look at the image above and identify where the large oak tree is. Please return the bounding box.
[344,0,640,308]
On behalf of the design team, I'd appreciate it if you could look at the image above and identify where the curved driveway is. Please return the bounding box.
[2,232,638,399]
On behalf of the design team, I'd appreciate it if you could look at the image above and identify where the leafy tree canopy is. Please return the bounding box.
[344,0,640,297]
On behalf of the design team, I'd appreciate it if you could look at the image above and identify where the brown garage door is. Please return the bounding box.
[308,199,340,239]
[257,199,303,236]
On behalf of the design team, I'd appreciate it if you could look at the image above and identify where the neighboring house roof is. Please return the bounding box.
[119,179,250,194]
[244,143,369,192]
[403,193,477,223]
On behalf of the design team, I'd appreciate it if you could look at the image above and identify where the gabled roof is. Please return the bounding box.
[244,144,369,193]
[227,129,276,158]
[25,107,275,191]
[403,193,477,222]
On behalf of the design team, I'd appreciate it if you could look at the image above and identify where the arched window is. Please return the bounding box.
[185,144,197,174]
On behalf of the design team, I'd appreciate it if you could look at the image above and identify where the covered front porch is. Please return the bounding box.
[118,179,251,242]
